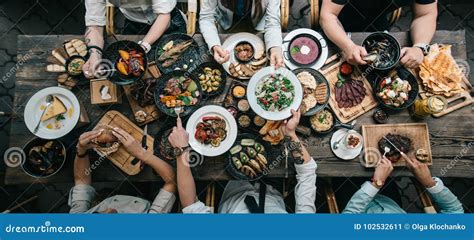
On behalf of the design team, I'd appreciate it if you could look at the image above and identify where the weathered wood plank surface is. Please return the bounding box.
[5,30,473,185]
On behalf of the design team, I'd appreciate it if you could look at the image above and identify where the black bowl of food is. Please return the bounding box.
[226,133,273,181]
[373,108,389,124]
[22,138,66,178]
[234,41,255,63]
[154,70,202,117]
[362,32,400,71]
[66,55,86,76]
[193,61,227,97]
[103,40,147,85]
[309,108,353,135]
[374,67,419,111]
[288,33,322,67]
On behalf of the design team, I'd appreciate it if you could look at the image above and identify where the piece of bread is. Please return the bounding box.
[41,96,67,122]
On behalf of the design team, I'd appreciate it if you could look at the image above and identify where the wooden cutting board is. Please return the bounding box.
[122,63,161,126]
[361,123,432,168]
[320,55,377,123]
[94,110,154,175]
[415,68,473,117]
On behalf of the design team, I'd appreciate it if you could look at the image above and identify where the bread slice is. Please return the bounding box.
[314,83,328,103]
[41,96,67,122]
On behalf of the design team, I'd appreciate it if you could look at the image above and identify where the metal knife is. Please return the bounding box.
[141,124,148,150]
[382,136,403,154]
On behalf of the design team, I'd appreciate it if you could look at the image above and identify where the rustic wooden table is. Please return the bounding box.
[5,31,474,185]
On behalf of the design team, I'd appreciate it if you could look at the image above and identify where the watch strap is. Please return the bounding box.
[138,41,151,53]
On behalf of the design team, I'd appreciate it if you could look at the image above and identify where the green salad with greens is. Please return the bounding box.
[255,74,295,112]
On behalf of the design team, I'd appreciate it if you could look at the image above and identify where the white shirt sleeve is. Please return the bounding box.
[182,201,213,213]
[148,189,177,213]
[84,0,107,26]
[152,0,177,14]
[294,158,317,213]
[68,184,96,213]
[199,0,222,52]
[263,0,283,52]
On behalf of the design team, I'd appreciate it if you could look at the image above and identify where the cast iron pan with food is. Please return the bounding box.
[286,33,322,67]
[226,132,274,181]
[22,137,66,178]
[293,68,330,116]
[154,70,203,118]
[154,33,200,74]
[192,61,227,97]
[103,40,148,85]
[373,66,419,112]
[310,108,354,135]
[362,32,401,71]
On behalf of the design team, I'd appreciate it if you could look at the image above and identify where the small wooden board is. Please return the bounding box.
[416,69,473,117]
[321,55,378,123]
[123,86,160,126]
[361,123,432,168]
[94,110,154,175]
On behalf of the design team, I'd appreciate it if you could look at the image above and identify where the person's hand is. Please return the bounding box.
[168,116,189,148]
[269,47,284,69]
[403,153,436,188]
[212,45,230,64]
[341,42,368,65]
[83,53,101,79]
[281,109,301,138]
[372,157,393,188]
[112,127,148,162]
[76,130,101,155]
[400,47,424,69]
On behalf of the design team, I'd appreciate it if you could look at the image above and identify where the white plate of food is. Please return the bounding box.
[24,86,80,139]
[186,105,238,157]
[222,32,267,79]
[247,67,303,120]
[330,129,363,160]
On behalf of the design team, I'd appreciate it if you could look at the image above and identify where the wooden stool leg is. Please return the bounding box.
[281,0,289,31]
[323,178,339,213]
[106,3,115,36]
[187,0,198,35]
[413,179,437,213]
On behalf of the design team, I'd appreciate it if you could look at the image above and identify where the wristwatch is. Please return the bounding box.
[138,40,151,53]
[413,43,430,56]
[173,146,191,157]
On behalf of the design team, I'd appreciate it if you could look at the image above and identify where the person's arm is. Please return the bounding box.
[400,1,437,68]
[140,0,177,50]
[69,130,101,213]
[199,0,229,64]
[169,117,212,213]
[320,0,367,65]
[83,0,106,79]
[264,0,284,68]
[281,109,317,213]
[112,128,177,194]
[404,153,463,213]
[343,157,393,213]
[426,178,464,213]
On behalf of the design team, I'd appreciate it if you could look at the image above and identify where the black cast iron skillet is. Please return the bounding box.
[154,70,203,118]
[373,66,419,112]
[155,33,200,74]
[293,68,330,116]
[226,132,274,181]
[192,61,227,97]
[362,32,401,71]
[103,40,148,85]
[311,108,354,135]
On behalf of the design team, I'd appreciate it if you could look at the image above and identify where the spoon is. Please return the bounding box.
[34,94,53,133]
[382,146,390,157]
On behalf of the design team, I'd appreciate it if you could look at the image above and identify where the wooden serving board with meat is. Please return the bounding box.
[122,63,161,126]
[361,123,432,168]
[320,55,377,123]
[94,110,154,175]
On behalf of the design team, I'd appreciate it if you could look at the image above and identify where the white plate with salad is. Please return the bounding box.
[247,67,303,120]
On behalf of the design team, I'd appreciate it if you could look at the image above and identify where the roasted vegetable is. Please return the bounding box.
[246,147,257,158]
[230,145,242,155]
[240,152,249,164]
[232,157,243,170]
[241,139,255,146]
